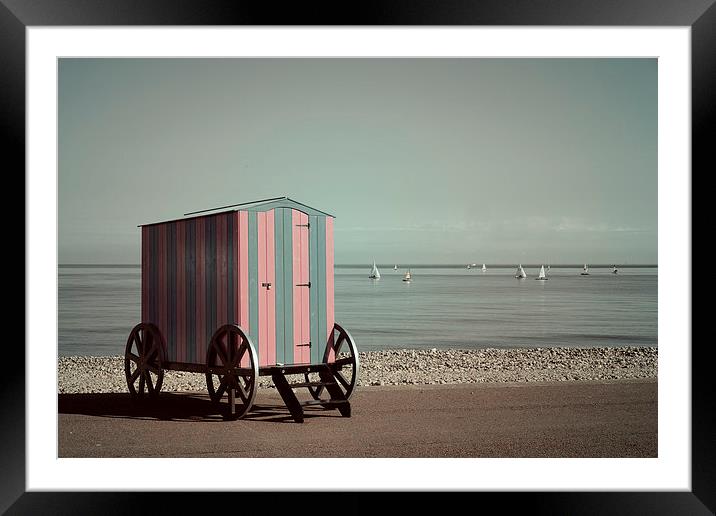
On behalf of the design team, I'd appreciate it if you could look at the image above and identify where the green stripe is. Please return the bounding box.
[282,209,294,365]
[316,216,327,365]
[274,209,285,365]
[309,215,319,365]
[248,211,259,361]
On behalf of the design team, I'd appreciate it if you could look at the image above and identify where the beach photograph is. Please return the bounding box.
[58,57,657,459]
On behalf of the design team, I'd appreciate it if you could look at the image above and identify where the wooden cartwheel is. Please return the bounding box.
[304,323,359,402]
[205,324,259,419]
[124,322,166,398]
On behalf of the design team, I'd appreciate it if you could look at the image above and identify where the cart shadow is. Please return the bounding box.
[58,392,340,423]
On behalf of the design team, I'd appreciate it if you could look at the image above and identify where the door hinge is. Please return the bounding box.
[296,281,311,288]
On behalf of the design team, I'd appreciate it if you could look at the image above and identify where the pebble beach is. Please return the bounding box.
[58,347,657,394]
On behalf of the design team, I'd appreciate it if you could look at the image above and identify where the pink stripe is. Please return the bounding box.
[233,212,239,326]
[257,212,267,366]
[293,210,310,363]
[301,212,310,363]
[265,209,276,366]
[292,211,301,362]
[325,217,335,362]
[239,211,249,330]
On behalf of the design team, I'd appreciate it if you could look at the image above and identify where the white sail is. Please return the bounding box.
[394,265,398,270]
[369,261,381,279]
[537,265,546,279]
[482,263,487,272]
[403,269,411,281]
[515,264,527,278]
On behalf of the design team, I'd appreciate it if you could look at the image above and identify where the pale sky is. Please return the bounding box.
[59,58,657,265]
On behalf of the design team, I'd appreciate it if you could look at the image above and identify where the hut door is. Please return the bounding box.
[272,208,312,365]
[292,210,312,363]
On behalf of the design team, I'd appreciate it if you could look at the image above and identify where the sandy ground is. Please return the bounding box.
[58,379,657,458]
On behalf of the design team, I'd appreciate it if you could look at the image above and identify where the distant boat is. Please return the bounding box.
[471,263,477,267]
[482,263,487,272]
[515,264,527,279]
[547,265,551,272]
[394,265,398,270]
[536,265,548,280]
[580,264,590,276]
[402,269,412,282]
[612,265,618,274]
[467,264,471,269]
[369,261,381,279]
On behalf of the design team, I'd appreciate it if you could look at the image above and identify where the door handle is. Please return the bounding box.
[295,281,311,288]
[261,282,272,290]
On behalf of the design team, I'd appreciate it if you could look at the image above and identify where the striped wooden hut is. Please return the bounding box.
[125,197,359,422]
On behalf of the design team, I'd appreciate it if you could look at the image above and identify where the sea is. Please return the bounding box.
[58,265,657,357]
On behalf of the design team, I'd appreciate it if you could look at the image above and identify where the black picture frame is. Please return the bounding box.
[5,1,710,514]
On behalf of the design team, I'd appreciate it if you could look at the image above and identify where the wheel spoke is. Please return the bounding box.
[145,371,155,394]
[333,357,353,367]
[236,378,250,403]
[334,370,351,390]
[127,353,140,364]
[147,364,161,375]
[215,339,229,366]
[134,332,144,355]
[235,343,247,367]
[215,376,228,399]
[334,331,347,354]
[129,368,141,384]
[138,372,146,394]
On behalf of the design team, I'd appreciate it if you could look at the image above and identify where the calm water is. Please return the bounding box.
[58,266,657,356]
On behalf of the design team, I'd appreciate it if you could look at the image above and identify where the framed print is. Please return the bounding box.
[6,0,712,513]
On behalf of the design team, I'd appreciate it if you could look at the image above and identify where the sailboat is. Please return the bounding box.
[580,264,590,276]
[515,264,527,279]
[612,265,618,274]
[535,265,548,280]
[394,265,398,271]
[467,264,471,269]
[402,269,412,282]
[481,263,487,272]
[369,261,381,279]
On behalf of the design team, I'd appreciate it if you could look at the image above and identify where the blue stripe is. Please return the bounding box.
[274,210,285,365]
[309,215,319,365]
[283,209,294,365]
[248,211,259,360]
[316,216,327,365]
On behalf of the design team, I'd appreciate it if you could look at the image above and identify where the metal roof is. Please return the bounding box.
[138,196,334,227]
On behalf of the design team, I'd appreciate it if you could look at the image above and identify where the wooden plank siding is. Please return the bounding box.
[140,206,335,369]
